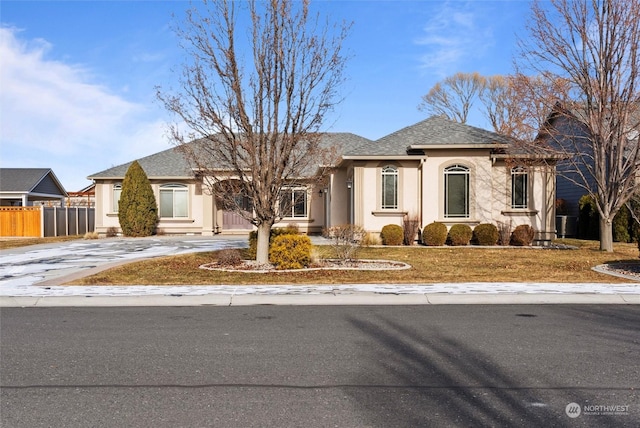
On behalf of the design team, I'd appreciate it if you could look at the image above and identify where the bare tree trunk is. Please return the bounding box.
[255,222,273,265]
[599,217,614,252]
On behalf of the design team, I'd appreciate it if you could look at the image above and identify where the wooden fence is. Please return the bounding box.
[0,207,41,237]
[0,206,95,237]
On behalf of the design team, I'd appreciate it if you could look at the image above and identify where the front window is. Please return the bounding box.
[280,187,307,218]
[160,184,188,218]
[113,184,122,212]
[444,165,469,218]
[511,167,528,209]
[381,165,398,209]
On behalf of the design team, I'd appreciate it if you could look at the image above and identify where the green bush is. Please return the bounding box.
[473,223,499,246]
[380,224,404,246]
[447,224,472,246]
[269,234,312,270]
[422,222,448,246]
[118,161,158,237]
[578,195,599,239]
[613,204,631,243]
[247,226,299,260]
[510,224,535,246]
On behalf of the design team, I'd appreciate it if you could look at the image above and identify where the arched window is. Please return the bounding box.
[444,165,469,218]
[381,165,398,209]
[113,183,122,213]
[511,166,528,209]
[160,184,188,218]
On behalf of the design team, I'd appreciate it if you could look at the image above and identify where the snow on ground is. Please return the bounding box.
[1,282,639,297]
[1,237,639,297]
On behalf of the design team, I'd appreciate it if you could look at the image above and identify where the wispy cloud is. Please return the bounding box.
[414,1,495,77]
[0,27,169,190]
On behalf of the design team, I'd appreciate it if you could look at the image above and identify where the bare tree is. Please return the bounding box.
[479,74,571,142]
[418,72,486,123]
[157,0,350,263]
[516,0,640,251]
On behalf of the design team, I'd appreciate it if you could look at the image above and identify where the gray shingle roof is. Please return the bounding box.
[88,133,374,180]
[346,116,512,156]
[88,146,194,180]
[0,168,62,193]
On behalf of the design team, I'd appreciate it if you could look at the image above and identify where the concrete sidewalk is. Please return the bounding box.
[2,283,639,307]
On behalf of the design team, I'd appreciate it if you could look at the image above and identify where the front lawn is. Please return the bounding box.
[67,240,640,285]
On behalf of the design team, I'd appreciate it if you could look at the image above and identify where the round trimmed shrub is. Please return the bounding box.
[247,226,299,260]
[269,234,312,270]
[422,222,448,246]
[380,224,404,246]
[510,224,535,246]
[472,223,499,246]
[447,224,473,246]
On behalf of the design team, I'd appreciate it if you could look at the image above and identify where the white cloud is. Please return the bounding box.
[415,2,495,76]
[0,27,170,190]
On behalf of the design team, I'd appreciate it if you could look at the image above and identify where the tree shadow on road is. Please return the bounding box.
[343,313,628,427]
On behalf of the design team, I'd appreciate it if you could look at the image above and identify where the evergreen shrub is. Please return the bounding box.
[422,222,448,246]
[247,226,299,260]
[447,224,472,246]
[472,223,499,246]
[269,234,312,270]
[613,204,631,243]
[380,224,404,245]
[118,161,158,237]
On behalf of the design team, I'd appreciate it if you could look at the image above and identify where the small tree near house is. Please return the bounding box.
[118,161,158,237]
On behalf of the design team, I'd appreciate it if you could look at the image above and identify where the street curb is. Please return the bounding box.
[1,293,638,307]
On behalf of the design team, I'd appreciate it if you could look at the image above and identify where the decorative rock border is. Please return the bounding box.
[200,259,412,273]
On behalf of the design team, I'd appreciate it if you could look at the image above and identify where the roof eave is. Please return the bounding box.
[409,143,510,150]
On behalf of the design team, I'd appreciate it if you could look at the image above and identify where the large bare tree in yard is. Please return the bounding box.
[517,0,640,251]
[158,0,350,263]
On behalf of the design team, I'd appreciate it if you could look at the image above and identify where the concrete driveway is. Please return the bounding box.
[0,235,247,289]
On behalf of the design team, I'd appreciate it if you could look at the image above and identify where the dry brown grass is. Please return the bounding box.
[0,235,82,250]
[68,239,640,285]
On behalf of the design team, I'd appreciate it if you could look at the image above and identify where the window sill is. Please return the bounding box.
[372,210,408,217]
[158,218,195,223]
[107,213,118,217]
[501,209,538,216]
[440,218,477,224]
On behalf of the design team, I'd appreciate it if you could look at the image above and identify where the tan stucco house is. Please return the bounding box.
[88,116,557,242]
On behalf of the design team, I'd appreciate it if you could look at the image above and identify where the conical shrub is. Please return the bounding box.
[118,161,158,237]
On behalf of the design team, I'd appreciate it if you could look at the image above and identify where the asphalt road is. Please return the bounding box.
[1,305,638,427]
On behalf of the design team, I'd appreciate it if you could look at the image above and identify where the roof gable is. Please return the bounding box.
[0,168,67,196]
[346,116,512,157]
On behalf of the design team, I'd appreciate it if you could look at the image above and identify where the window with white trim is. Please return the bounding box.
[511,166,528,209]
[381,165,398,209]
[113,184,122,212]
[280,187,307,218]
[159,184,188,218]
[444,164,469,218]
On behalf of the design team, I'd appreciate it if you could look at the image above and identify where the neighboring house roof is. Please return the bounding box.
[0,168,67,198]
[345,116,512,157]
[88,133,374,180]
